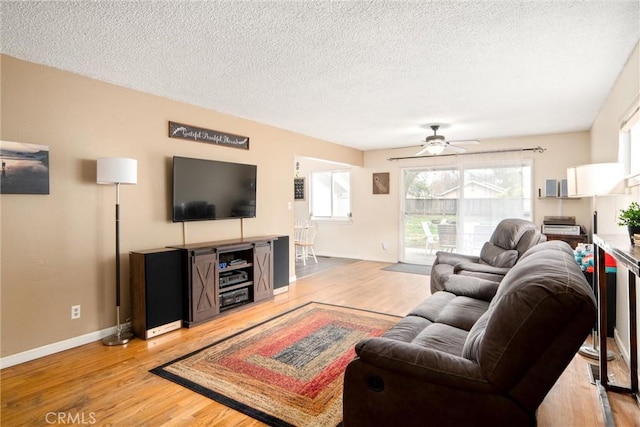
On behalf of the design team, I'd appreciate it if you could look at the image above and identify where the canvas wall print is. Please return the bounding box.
[373,172,390,194]
[0,141,50,194]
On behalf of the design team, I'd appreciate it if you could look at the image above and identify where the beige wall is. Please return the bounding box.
[0,55,362,357]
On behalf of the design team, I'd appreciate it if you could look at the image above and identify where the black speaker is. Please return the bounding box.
[130,248,183,339]
[273,235,289,289]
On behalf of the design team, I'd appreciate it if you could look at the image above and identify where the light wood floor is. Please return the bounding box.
[2,260,639,426]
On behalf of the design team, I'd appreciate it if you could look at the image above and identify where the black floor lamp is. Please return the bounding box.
[97,157,137,346]
[567,162,624,360]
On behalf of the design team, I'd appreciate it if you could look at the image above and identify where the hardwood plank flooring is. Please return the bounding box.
[1,260,639,426]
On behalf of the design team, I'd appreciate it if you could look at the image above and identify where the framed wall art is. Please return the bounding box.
[373,172,389,195]
[294,177,305,200]
[0,141,50,195]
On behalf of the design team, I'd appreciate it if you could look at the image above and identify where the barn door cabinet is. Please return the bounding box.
[171,236,275,327]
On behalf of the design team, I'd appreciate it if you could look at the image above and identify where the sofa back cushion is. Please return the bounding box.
[488,218,546,257]
[478,242,518,267]
[462,241,596,394]
[489,218,536,249]
[513,228,547,257]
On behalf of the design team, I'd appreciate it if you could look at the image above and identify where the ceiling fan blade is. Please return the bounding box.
[446,145,467,153]
[415,145,432,156]
[449,139,480,145]
[392,144,423,150]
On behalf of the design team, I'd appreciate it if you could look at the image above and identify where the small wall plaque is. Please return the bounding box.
[373,172,390,195]
[294,177,305,200]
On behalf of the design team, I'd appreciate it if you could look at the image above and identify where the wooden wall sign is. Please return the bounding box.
[169,121,249,150]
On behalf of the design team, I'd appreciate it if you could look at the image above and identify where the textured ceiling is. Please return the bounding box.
[1,1,639,151]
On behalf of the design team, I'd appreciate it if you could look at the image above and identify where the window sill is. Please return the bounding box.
[627,173,640,187]
[310,217,353,224]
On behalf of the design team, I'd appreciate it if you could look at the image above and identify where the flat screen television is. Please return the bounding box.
[172,156,257,222]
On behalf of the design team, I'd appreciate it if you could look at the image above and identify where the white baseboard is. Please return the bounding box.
[0,324,125,369]
[614,328,631,368]
[273,286,289,295]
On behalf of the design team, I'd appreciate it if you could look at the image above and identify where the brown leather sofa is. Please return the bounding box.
[343,241,596,427]
[430,218,547,293]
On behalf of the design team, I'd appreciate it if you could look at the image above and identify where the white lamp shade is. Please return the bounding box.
[97,157,137,184]
[566,162,624,197]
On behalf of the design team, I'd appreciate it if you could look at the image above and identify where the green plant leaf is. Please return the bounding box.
[617,202,640,227]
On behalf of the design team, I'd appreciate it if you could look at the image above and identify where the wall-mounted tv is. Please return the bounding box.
[172,156,257,222]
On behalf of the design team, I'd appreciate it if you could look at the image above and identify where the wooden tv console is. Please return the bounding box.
[130,235,277,338]
[168,236,277,327]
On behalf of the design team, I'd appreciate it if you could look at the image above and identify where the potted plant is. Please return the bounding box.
[617,201,640,244]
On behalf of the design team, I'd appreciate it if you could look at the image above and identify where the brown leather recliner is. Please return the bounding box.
[430,218,546,293]
[343,241,596,426]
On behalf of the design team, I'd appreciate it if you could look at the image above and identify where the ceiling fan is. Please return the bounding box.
[416,125,479,156]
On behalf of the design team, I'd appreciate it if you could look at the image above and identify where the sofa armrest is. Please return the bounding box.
[354,337,493,393]
[442,275,500,301]
[435,251,480,266]
[453,262,510,278]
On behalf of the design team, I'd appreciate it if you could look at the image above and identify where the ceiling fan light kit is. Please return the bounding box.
[426,145,445,155]
[415,124,479,156]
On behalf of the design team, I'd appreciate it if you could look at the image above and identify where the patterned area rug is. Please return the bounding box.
[150,302,400,426]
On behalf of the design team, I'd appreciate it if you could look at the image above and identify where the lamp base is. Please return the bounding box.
[579,345,615,361]
[103,330,133,346]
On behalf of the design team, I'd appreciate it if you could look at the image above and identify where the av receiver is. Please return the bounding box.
[541,225,582,235]
[219,270,248,288]
[219,287,250,309]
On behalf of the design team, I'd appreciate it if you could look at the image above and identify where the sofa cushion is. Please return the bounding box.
[434,296,490,331]
[443,275,501,301]
[412,323,468,357]
[479,242,518,268]
[382,315,433,343]
[382,316,468,357]
[408,291,456,322]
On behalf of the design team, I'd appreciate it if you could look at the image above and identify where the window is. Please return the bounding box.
[310,170,351,220]
[620,102,639,185]
[401,156,532,262]
[629,116,640,176]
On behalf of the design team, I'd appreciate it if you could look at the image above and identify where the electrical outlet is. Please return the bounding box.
[71,305,81,320]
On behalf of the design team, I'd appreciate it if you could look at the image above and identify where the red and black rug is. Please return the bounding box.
[151,302,399,426]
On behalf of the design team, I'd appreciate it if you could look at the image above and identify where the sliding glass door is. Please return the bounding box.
[401,167,459,265]
[401,159,532,264]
